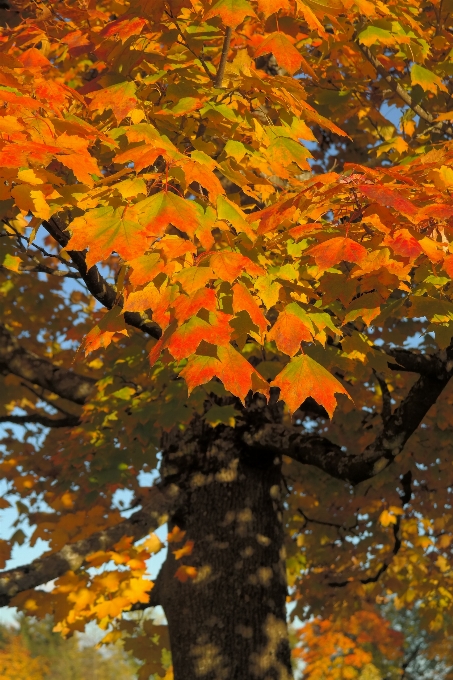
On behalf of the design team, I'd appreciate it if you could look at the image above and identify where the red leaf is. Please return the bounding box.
[382,229,423,261]
[359,184,417,217]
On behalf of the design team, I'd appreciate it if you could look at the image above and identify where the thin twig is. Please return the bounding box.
[356,39,453,136]
[165,8,215,82]
[215,27,232,88]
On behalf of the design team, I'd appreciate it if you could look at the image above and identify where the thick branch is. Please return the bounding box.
[0,484,181,607]
[246,371,453,485]
[356,40,453,136]
[360,371,452,477]
[0,324,95,405]
[384,347,449,376]
[43,218,161,340]
[0,413,79,428]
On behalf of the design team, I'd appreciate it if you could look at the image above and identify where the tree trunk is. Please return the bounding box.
[158,433,293,680]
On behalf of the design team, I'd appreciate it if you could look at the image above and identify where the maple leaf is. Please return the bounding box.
[175,565,198,582]
[173,540,194,559]
[232,282,268,334]
[179,355,221,394]
[88,82,138,123]
[124,282,178,328]
[127,253,166,287]
[167,312,232,360]
[67,205,151,268]
[173,266,215,294]
[172,288,217,323]
[256,0,291,16]
[254,33,304,76]
[267,304,314,356]
[382,229,423,261]
[359,184,417,217]
[210,251,265,282]
[58,153,100,186]
[81,308,128,355]
[182,160,225,201]
[272,354,350,416]
[216,344,269,403]
[307,237,367,272]
[204,0,257,27]
[139,191,200,239]
[411,64,448,94]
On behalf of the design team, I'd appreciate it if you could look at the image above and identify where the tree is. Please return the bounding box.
[1,0,453,677]
[0,625,48,680]
[294,603,453,679]
[0,616,138,680]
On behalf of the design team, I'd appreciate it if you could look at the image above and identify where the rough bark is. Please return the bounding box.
[156,437,293,680]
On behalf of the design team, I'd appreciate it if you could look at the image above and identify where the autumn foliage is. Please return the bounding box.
[1,0,453,677]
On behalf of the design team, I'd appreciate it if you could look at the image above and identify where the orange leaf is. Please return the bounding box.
[175,565,198,582]
[168,312,232,360]
[182,160,225,202]
[81,308,128,355]
[138,191,200,239]
[216,344,269,402]
[173,540,194,560]
[443,254,453,278]
[88,82,138,123]
[128,253,166,287]
[58,153,100,186]
[173,266,216,294]
[272,354,350,416]
[256,0,291,15]
[210,251,265,282]
[307,237,367,271]
[232,282,268,334]
[204,0,257,28]
[167,526,186,543]
[179,355,221,394]
[172,288,217,323]
[267,306,313,356]
[255,33,304,76]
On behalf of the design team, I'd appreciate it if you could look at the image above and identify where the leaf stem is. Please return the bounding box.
[215,27,232,89]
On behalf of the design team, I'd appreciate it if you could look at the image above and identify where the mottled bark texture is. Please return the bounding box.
[157,436,293,680]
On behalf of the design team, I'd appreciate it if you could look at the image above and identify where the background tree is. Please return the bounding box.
[0,616,139,680]
[1,0,453,678]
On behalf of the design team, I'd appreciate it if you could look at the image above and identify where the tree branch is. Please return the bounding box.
[0,324,95,405]
[0,413,79,428]
[384,347,449,376]
[43,217,161,340]
[245,370,453,485]
[356,40,453,136]
[214,27,232,88]
[0,483,182,607]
